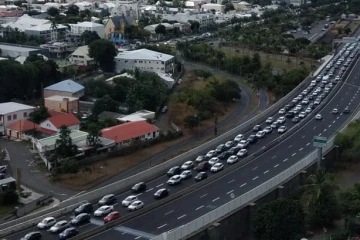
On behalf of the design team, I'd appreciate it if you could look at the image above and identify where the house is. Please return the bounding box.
[0,102,35,135]
[161,11,215,32]
[74,1,93,11]
[1,14,50,32]
[117,110,155,123]
[40,113,80,133]
[6,119,37,139]
[0,42,49,58]
[24,23,68,42]
[101,120,160,145]
[68,45,95,67]
[201,4,225,13]
[44,95,79,114]
[144,23,175,40]
[70,21,105,39]
[110,0,140,19]
[44,79,85,98]
[104,15,134,39]
[114,48,175,74]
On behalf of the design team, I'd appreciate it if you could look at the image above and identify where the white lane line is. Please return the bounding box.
[157,224,167,229]
[299,148,303,151]
[228,180,235,184]
[212,197,220,202]
[337,116,340,119]
[329,125,331,128]
[324,129,327,132]
[274,164,279,168]
[319,133,322,136]
[122,232,126,235]
[227,190,234,195]
[306,142,310,146]
[292,153,296,157]
[333,120,336,123]
[288,145,292,148]
[302,135,305,138]
[240,183,247,188]
[200,194,208,198]
[313,126,316,129]
[271,155,276,159]
[135,193,143,197]
[196,205,204,210]
[252,167,258,170]
[283,158,288,162]
[177,214,186,220]
[146,188,154,193]
[135,236,141,240]
[252,176,259,180]
[264,170,269,174]
[156,183,164,188]
[165,210,174,215]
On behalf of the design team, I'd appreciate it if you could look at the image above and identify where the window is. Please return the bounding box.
[125,60,128,63]
[13,114,17,120]
[23,112,27,118]
[7,115,11,121]
[134,60,137,63]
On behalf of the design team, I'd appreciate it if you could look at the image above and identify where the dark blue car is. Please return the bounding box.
[59,227,79,240]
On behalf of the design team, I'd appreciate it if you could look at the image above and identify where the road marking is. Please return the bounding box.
[283,158,288,162]
[324,129,327,132]
[288,145,292,148]
[122,232,126,235]
[240,183,247,188]
[146,188,154,193]
[196,205,204,210]
[264,170,269,174]
[271,155,276,159]
[341,112,344,115]
[157,224,167,229]
[177,214,186,220]
[313,127,316,129]
[274,164,279,168]
[319,133,322,136]
[212,197,220,202]
[292,153,296,157]
[302,135,305,138]
[252,167,258,170]
[252,176,259,180]
[156,183,164,188]
[228,180,235,184]
[337,116,340,119]
[306,142,310,146]
[299,148,303,151]
[329,125,331,128]
[333,120,336,123]
[200,194,208,198]
[165,210,174,215]
[135,193,143,197]
[227,190,234,195]
[135,236,141,240]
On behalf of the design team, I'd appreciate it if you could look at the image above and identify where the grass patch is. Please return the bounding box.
[0,204,20,218]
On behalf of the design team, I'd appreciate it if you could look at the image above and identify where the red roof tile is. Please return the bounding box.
[101,121,159,143]
[7,119,38,132]
[48,109,66,117]
[37,127,57,135]
[47,113,80,128]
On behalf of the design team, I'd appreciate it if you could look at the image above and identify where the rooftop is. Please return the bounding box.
[71,21,104,28]
[7,119,38,132]
[98,111,123,121]
[37,130,88,148]
[46,113,80,128]
[115,49,174,62]
[44,79,84,93]
[0,102,35,115]
[117,110,155,122]
[26,23,67,31]
[0,43,42,53]
[1,14,50,31]
[45,95,79,102]
[70,45,92,61]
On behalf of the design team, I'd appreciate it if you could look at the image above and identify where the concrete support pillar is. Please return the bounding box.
[276,185,285,198]
[206,222,221,240]
[300,170,307,185]
[248,202,256,232]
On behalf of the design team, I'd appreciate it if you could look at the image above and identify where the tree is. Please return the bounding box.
[339,183,360,216]
[86,122,102,146]
[344,28,351,35]
[29,105,50,124]
[253,199,305,240]
[88,39,117,72]
[66,4,79,15]
[80,30,100,45]
[189,20,200,33]
[91,95,119,116]
[184,115,200,130]
[155,24,166,35]
[221,0,235,12]
[47,7,60,17]
[55,126,78,161]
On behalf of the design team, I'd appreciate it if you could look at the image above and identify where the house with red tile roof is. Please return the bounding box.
[6,119,38,139]
[101,120,160,145]
[39,113,80,133]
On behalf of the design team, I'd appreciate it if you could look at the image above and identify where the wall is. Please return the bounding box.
[1,109,34,128]
[115,57,175,74]
[45,99,79,113]
[39,119,58,133]
[44,89,85,99]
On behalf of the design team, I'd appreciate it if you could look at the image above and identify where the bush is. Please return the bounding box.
[193,69,213,78]
[0,190,19,205]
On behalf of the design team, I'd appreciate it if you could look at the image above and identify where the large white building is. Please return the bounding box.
[25,23,68,42]
[161,11,215,31]
[70,21,105,38]
[0,102,35,135]
[114,49,175,74]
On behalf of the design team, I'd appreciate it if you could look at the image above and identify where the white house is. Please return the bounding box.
[70,21,105,38]
[39,113,80,134]
[24,24,68,42]
[68,45,94,66]
[201,4,225,13]
[114,48,175,74]
[74,1,93,11]
[161,11,215,31]
[0,102,35,135]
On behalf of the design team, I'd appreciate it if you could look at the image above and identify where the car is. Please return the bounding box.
[298,112,306,118]
[208,157,220,165]
[21,232,42,240]
[314,100,320,105]
[211,163,224,173]
[154,188,169,199]
[255,131,266,138]
[227,155,239,164]
[224,141,234,149]
[195,155,205,163]
[181,161,194,170]
[315,114,323,120]
[285,112,294,119]
[104,211,120,223]
[302,99,309,105]
[98,194,116,206]
[205,150,217,159]
[128,200,144,211]
[215,144,225,153]
[266,117,274,124]
[277,116,286,124]
[0,165,7,173]
[70,213,91,226]
[332,108,339,114]
[180,170,192,179]
[278,126,287,134]
[237,140,249,148]
[343,107,350,114]
[59,227,79,240]
[37,217,56,229]
[122,195,138,207]
[161,106,168,113]
[167,175,182,185]
[253,125,262,132]
[218,151,231,160]
[167,166,181,177]
[194,172,208,182]
[284,104,291,110]
[305,108,312,114]
[264,126,272,134]
[74,202,93,216]
[94,205,113,217]
[49,220,70,233]
[0,173,4,179]
[196,161,210,172]
[270,121,279,129]
[247,135,258,144]
[278,108,286,115]
[234,134,244,142]
[227,146,241,155]
[237,149,248,157]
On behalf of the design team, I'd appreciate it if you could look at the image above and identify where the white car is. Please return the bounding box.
[181,161,194,170]
[265,117,274,124]
[305,108,312,113]
[0,165,7,173]
[234,134,244,142]
[180,170,192,179]
[211,163,224,173]
[94,205,113,217]
[332,108,339,114]
[271,122,279,129]
[237,149,248,157]
[263,126,272,134]
[122,195,138,207]
[37,217,56,229]
[237,140,249,149]
[255,131,266,138]
[302,99,309,105]
[206,150,216,158]
[227,155,239,164]
[195,155,205,163]
[225,141,233,148]
[278,108,286,115]
[278,126,287,134]
[167,175,182,185]
[277,116,286,124]
[298,112,306,118]
[315,114,323,120]
[208,157,220,165]
[49,220,69,233]
[128,200,144,211]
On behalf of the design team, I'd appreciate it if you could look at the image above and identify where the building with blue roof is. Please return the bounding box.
[44,79,85,98]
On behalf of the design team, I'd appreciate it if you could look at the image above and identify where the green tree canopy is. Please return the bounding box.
[155,24,166,35]
[55,126,78,161]
[29,105,50,124]
[47,7,60,17]
[339,183,360,216]
[253,198,305,240]
[80,30,100,45]
[91,95,119,116]
[86,122,102,146]
[188,20,200,32]
[89,39,117,72]
[184,115,200,130]
[66,4,79,15]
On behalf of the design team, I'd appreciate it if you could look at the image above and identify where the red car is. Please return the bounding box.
[104,211,120,223]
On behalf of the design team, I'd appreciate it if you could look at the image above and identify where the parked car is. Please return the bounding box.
[154,188,169,199]
[131,182,147,193]
[98,194,116,206]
